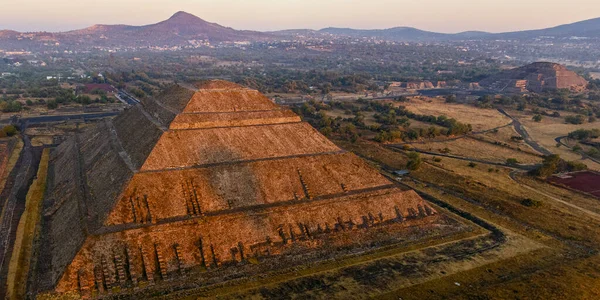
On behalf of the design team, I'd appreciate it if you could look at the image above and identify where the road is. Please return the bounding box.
[497,108,552,155]
[15,112,120,128]
[116,90,140,106]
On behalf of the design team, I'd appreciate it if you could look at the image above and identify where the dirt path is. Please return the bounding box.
[497,108,552,156]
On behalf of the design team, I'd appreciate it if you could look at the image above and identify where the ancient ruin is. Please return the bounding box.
[33,80,441,297]
[479,62,589,93]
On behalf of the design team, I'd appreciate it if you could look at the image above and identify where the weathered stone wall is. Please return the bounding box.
[153,84,197,112]
[105,152,393,225]
[113,106,164,169]
[55,188,436,294]
[141,122,340,171]
[78,122,135,227]
[169,109,301,130]
[183,89,279,113]
[42,139,88,290]
[140,84,196,127]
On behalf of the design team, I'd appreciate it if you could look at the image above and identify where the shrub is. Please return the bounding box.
[521,198,542,208]
[47,100,58,109]
[506,158,519,165]
[406,152,422,171]
[440,147,451,154]
[468,162,477,168]
[564,115,585,125]
[1,125,18,137]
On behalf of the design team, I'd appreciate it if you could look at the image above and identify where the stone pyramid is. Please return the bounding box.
[37,80,437,296]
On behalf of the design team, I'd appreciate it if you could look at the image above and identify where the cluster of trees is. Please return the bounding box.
[564,115,590,125]
[0,85,119,112]
[238,70,380,94]
[530,154,587,177]
[494,92,600,119]
[296,104,361,142]
[296,98,473,144]
[0,100,22,113]
[568,129,600,141]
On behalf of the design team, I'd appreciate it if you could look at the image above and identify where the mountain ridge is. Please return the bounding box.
[1,12,600,46]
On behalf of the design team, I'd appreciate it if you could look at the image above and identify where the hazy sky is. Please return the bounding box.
[1,0,600,33]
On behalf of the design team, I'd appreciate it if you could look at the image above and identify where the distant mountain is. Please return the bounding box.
[62,11,269,45]
[494,17,600,39]
[0,12,271,48]
[314,17,600,41]
[0,30,19,38]
[318,27,453,41]
[1,12,600,49]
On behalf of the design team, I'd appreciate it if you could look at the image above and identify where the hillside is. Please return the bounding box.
[495,17,600,39]
[0,12,270,48]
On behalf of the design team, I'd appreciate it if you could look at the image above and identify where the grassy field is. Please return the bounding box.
[413,138,542,164]
[397,97,511,131]
[30,136,54,147]
[0,137,23,195]
[6,148,49,300]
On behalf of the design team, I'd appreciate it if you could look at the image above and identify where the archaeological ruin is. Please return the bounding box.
[33,80,445,297]
[479,62,589,93]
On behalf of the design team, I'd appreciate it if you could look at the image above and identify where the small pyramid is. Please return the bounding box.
[37,80,437,295]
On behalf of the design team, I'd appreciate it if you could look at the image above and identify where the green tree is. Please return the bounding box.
[506,158,519,166]
[406,152,422,170]
[532,114,543,122]
[445,94,457,103]
[47,100,58,109]
[1,125,18,137]
[531,154,561,177]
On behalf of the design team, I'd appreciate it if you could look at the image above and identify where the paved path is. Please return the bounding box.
[497,108,552,156]
[15,112,120,127]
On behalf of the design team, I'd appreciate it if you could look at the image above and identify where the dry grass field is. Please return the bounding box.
[0,137,22,195]
[413,138,542,164]
[480,125,526,146]
[396,97,511,131]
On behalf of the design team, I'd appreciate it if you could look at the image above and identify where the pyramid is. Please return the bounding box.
[37,80,438,296]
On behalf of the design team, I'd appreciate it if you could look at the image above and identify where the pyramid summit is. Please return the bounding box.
[35,80,441,297]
